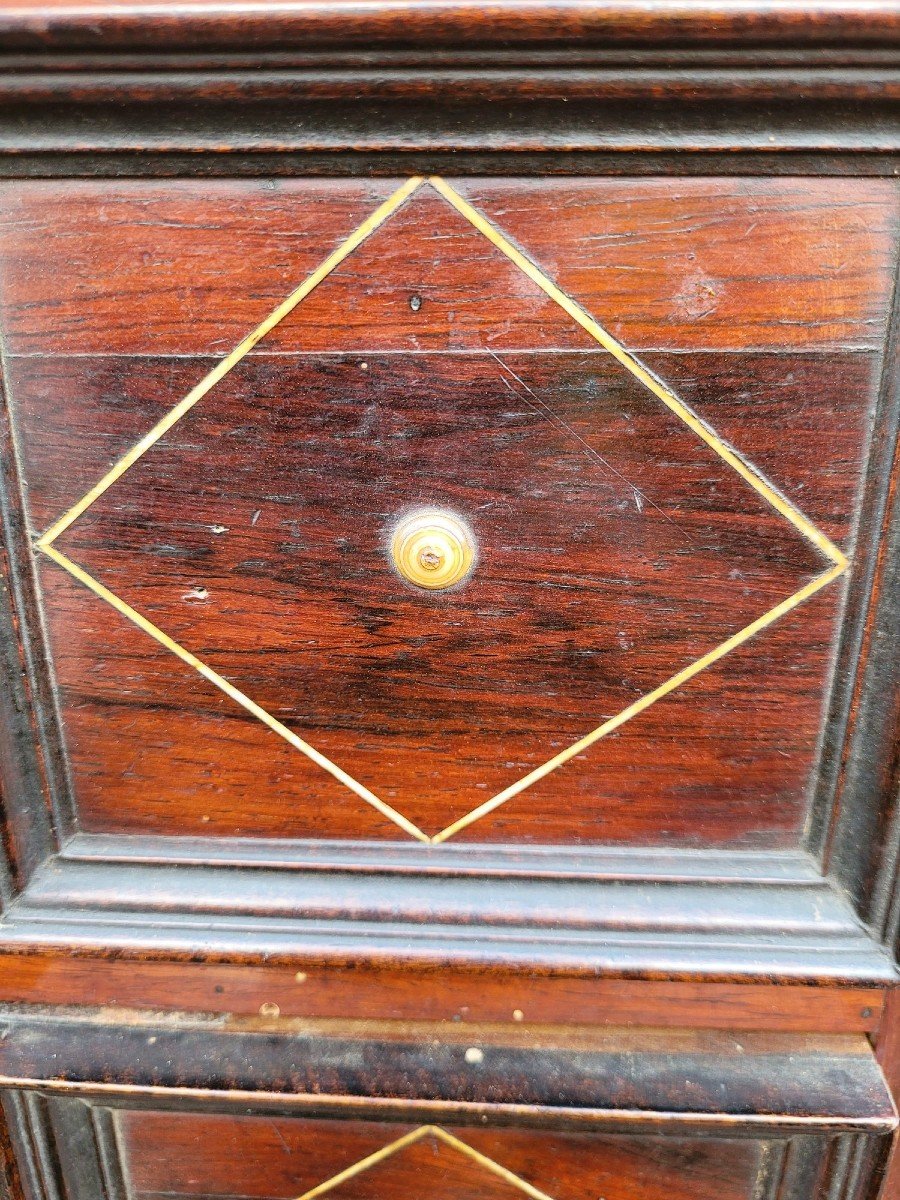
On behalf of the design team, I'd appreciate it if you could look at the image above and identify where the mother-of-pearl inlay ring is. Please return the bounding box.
[390,509,477,591]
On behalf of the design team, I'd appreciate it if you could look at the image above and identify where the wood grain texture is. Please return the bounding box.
[0,949,888,1032]
[29,350,824,841]
[118,1112,764,1200]
[0,180,404,358]
[0,1100,26,1200]
[3,364,883,844]
[1,1,899,52]
[0,17,897,1200]
[4,176,889,847]
[0,179,894,356]
[5,338,877,845]
[455,179,899,352]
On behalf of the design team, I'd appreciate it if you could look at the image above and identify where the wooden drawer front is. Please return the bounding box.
[2,175,897,848]
[117,1113,765,1200]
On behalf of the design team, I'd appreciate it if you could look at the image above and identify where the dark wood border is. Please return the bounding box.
[811,207,900,937]
[0,1091,65,1200]
[0,371,68,898]
[0,1010,895,1136]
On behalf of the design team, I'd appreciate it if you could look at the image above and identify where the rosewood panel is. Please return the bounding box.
[454,178,899,352]
[16,350,831,843]
[118,1112,765,1200]
[0,179,895,357]
[1,176,891,849]
[0,180,404,358]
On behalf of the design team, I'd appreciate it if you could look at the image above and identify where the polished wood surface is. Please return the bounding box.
[3,177,892,845]
[1,179,893,359]
[1,1,900,54]
[0,8,898,1200]
[0,952,888,1032]
[116,1113,773,1200]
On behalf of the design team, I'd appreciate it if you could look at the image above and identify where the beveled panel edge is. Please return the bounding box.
[0,370,71,901]
[0,1008,895,1138]
[817,204,900,963]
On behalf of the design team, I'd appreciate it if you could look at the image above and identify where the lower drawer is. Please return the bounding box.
[112,1112,823,1200]
[3,1099,892,1200]
[0,1011,895,1200]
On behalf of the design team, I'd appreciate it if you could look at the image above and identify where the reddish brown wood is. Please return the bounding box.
[0,180,405,358]
[0,1099,25,1200]
[22,349,824,842]
[3,177,888,847]
[455,178,899,352]
[0,50,897,1200]
[1,2,900,54]
[0,952,885,1032]
[118,1112,764,1200]
[0,179,894,358]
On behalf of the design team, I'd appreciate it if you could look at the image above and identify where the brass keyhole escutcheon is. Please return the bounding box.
[390,509,477,591]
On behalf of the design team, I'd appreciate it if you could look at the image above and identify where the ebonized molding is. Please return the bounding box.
[0,1009,895,1137]
[0,1092,63,1200]
[0,4,899,175]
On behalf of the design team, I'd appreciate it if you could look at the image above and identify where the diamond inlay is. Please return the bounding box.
[292,1125,556,1200]
[36,177,847,844]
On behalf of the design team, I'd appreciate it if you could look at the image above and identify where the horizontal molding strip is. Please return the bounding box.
[2,2,900,52]
[0,1009,894,1137]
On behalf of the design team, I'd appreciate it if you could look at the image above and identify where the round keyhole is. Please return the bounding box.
[390,510,477,591]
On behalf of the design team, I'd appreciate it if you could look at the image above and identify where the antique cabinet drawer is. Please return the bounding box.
[1,174,896,851]
[0,1013,896,1200]
[1,9,899,1200]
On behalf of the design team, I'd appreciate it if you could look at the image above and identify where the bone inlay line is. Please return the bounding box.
[35,175,849,843]
[40,543,431,845]
[292,1125,557,1200]
[36,176,425,550]
[430,561,845,842]
[428,176,846,573]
